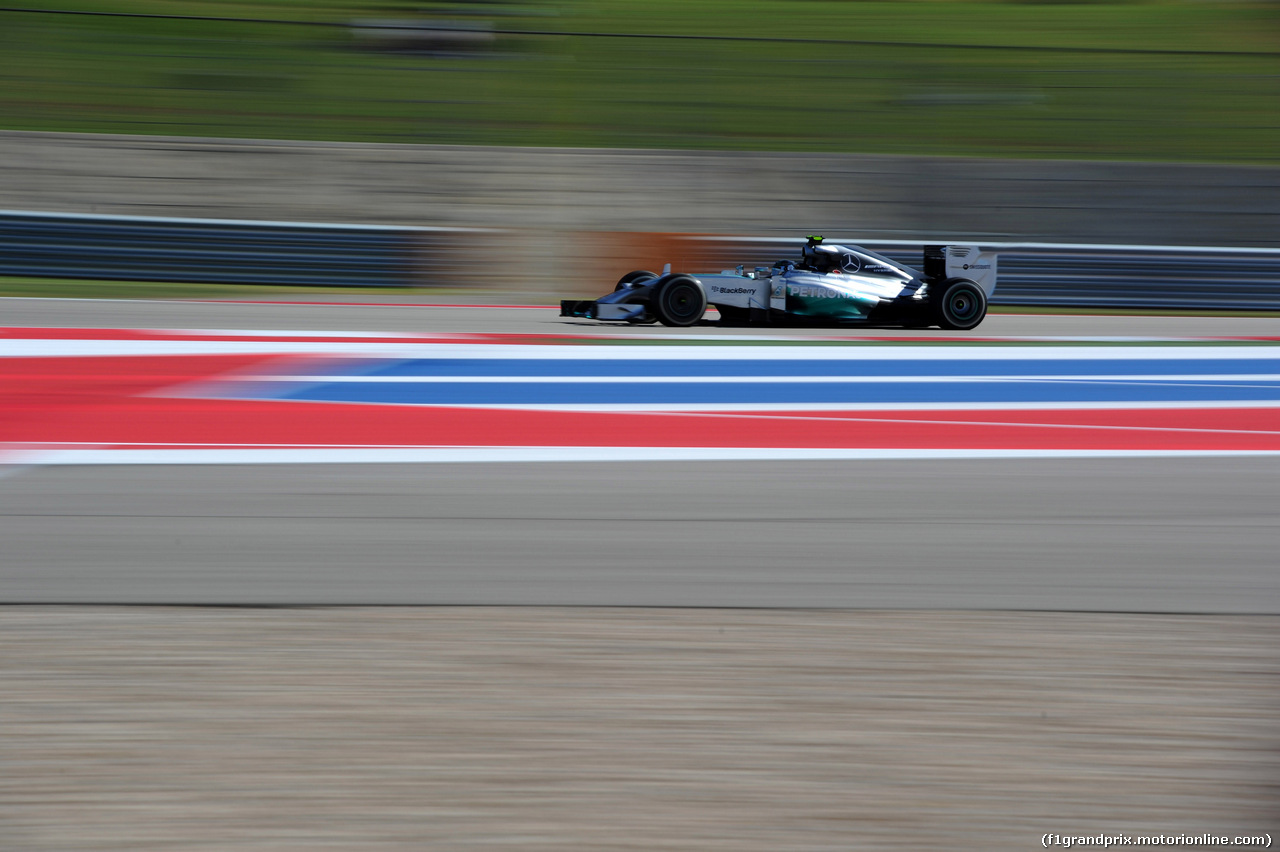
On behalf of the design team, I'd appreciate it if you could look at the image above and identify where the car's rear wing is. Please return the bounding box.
[924,245,998,296]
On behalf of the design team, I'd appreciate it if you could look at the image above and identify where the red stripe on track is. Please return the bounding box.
[3,328,169,341]
[10,399,1280,452]
[1,354,283,448]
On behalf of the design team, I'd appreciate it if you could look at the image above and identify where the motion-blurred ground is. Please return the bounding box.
[5,608,1278,851]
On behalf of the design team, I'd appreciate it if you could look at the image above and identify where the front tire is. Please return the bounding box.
[652,275,707,327]
[932,278,987,330]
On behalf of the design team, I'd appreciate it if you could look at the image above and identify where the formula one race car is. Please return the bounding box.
[560,237,998,330]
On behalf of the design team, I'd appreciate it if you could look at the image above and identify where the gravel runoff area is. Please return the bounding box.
[4,607,1277,851]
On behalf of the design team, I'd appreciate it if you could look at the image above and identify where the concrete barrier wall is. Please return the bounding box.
[3,130,1279,248]
[0,211,451,287]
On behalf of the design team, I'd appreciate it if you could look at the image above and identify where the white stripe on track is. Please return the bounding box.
[6,339,1280,360]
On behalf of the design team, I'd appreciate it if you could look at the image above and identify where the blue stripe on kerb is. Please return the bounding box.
[225,352,1280,408]
[360,357,1280,379]
[280,379,1280,407]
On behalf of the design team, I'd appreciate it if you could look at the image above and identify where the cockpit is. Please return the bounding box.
[800,243,912,280]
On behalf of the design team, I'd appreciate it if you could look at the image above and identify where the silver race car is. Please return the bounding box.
[561,236,998,329]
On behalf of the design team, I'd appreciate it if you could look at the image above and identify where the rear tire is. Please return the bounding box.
[615,270,658,291]
[932,278,987,330]
[652,275,707,327]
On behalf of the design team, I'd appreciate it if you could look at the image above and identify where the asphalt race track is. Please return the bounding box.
[3,297,1280,612]
[6,297,1280,852]
[5,293,1280,337]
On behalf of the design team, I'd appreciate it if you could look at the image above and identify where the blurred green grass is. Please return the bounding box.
[1,1,1278,161]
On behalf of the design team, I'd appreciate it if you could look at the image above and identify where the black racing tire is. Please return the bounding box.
[932,278,987,330]
[615,270,658,291]
[652,275,707,327]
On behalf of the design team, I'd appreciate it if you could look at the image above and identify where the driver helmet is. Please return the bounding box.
[802,245,835,272]
[810,246,859,274]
